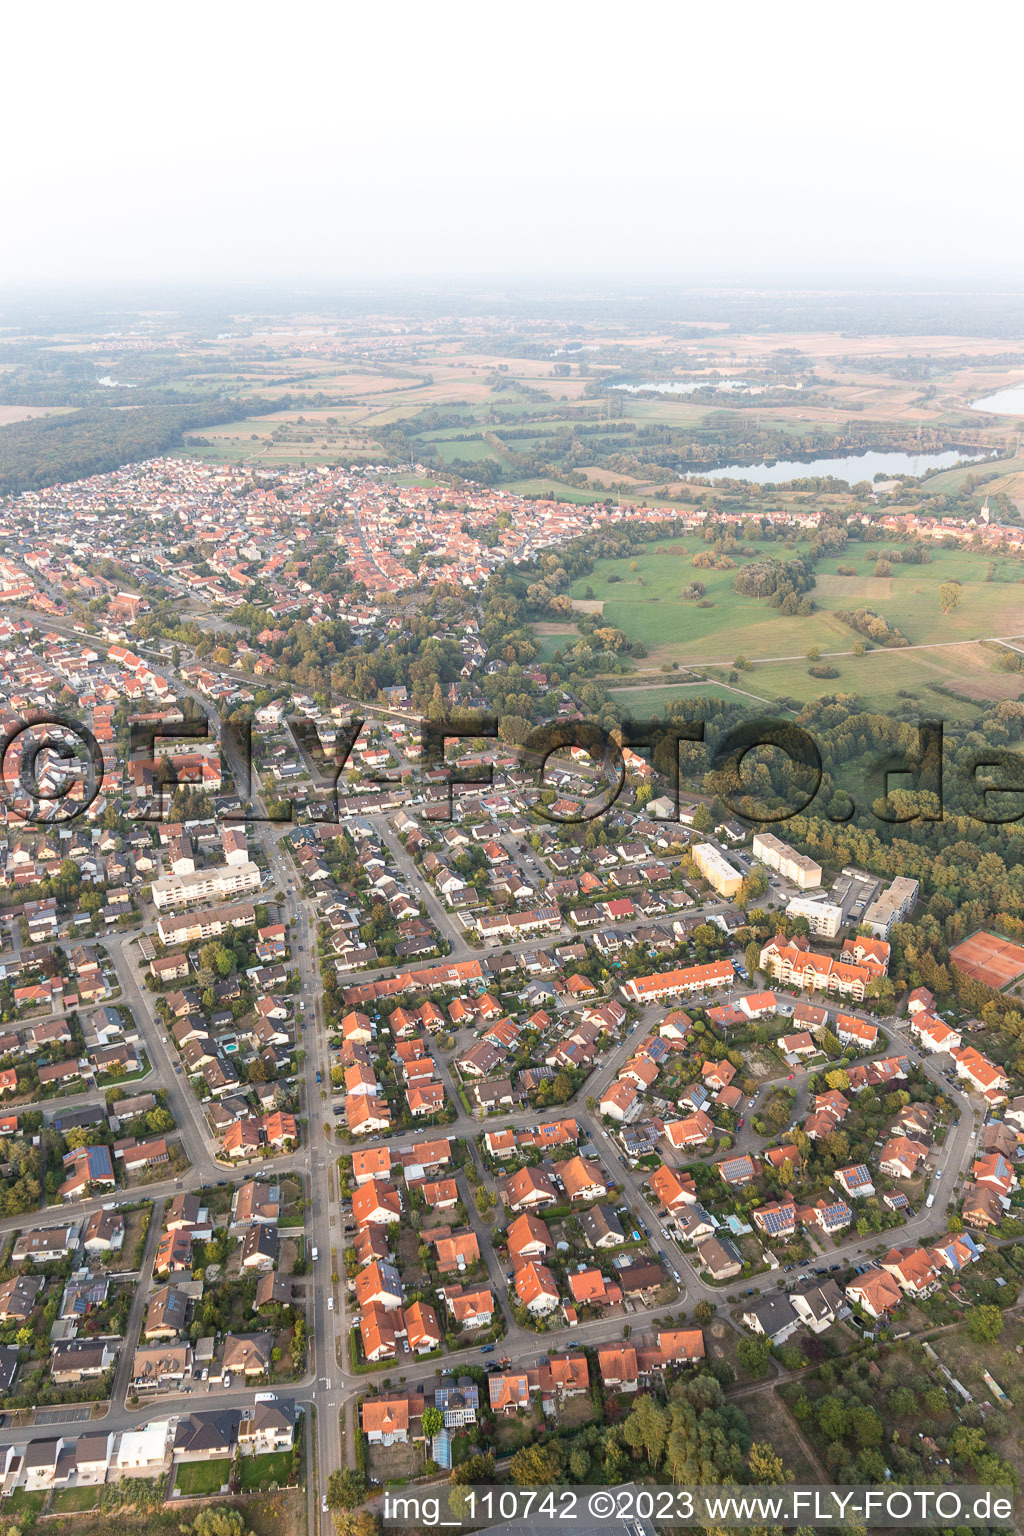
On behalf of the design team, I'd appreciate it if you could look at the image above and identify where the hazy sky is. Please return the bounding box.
[4,0,1021,291]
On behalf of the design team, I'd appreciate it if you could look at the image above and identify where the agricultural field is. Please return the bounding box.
[12,305,1021,500]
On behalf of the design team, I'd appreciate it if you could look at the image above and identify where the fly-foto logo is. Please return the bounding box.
[1,710,1022,826]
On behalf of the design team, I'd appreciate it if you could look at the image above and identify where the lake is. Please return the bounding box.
[972,382,1024,416]
[685,447,990,486]
[613,378,800,396]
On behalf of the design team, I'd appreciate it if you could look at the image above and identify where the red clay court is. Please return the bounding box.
[949,930,1024,990]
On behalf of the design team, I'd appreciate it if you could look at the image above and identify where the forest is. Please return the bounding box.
[0,388,287,494]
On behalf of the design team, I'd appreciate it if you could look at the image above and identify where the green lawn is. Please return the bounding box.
[3,1490,45,1516]
[743,641,1012,716]
[51,1485,101,1512]
[567,537,1024,672]
[605,680,778,712]
[533,626,580,662]
[505,478,611,503]
[428,437,500,464]
[239,1451,296,1491]
[175,1458,231,1495]
[569,539,845,662]
[810,547,1024,646]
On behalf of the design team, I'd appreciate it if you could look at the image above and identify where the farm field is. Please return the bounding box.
[24,306,1024,504]
[920,455,1024,496]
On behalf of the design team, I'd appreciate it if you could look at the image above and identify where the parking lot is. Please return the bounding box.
[33,1406,95,1427]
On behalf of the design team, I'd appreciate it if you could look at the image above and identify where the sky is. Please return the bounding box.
[3,0,1022,292]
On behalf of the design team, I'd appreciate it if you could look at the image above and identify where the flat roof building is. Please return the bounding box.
[691,843,743,899]
[786,895,843,939]
[863,877,919,939]
[752,832,822,890]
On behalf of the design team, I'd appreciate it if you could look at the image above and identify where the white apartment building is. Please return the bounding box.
[151,860,261,911]
[752,832,822,890]
[786,895,843,939]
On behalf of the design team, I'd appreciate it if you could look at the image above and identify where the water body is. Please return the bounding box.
[614,378,776,395]
[684,447,989,486]
[972,383,1024,416]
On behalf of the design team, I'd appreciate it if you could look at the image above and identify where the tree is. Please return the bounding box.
[739,871,768,906]
[938,580,962,614]
[327,1469,368,1510]
[737,1337,771,1374]
[966,1304,1004,1343]
[694,1299,715,1326]
[568,1445,590,1481]
[190,1510,246,1536]
[450,1453,495,1486]
[766,1096,791,1129]
[508,1442,563,1484]
[747,1441,788,1484]
[623,1393,669,1467]
[850,1405,882,1449]
[817,1395,847,1442]
[421,1405,444,1438]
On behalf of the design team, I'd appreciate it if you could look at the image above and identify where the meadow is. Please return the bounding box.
[562,538,1024,712]
[567,538,848,663]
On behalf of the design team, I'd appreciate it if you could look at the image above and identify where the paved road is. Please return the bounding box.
[216,720,341,1536]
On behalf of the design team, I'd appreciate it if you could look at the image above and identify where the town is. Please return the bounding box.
[0,470,1022,1529]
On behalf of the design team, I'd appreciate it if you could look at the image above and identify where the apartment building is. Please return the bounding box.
[152,860,261,911]
[156,901,256,947]
[691,843,743,899]
[759,937,871,1001]
[863,877,919,939]
[785,895,843,939]
[752,832,822,890]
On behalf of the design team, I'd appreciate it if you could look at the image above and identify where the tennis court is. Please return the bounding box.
[949,930,1024,990]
